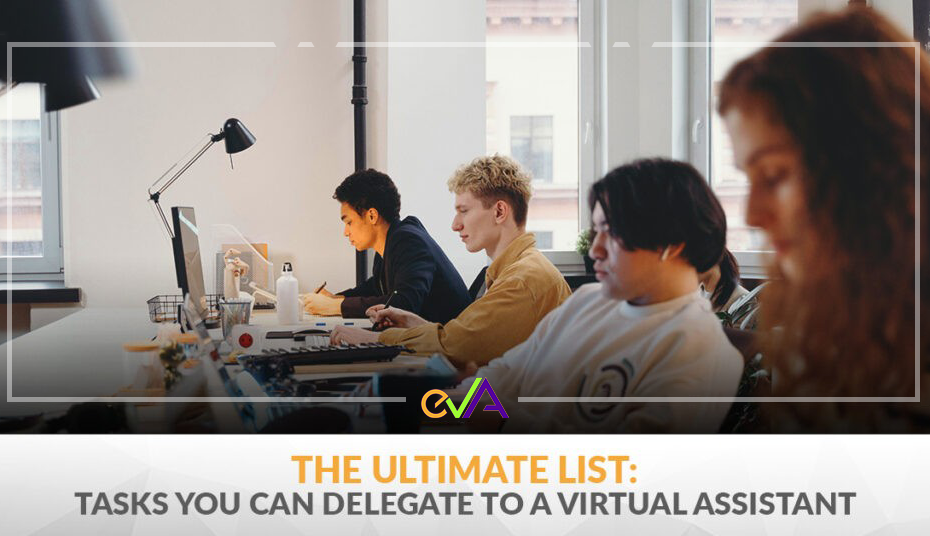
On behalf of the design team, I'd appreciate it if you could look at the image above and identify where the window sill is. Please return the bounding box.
[0,281,81,304]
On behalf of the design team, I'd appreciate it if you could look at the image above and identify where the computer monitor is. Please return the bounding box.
[171,206,209,322]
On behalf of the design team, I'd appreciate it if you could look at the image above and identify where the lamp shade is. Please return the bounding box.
[0,0,132,85]
[220,118,256,154]
[44,76,100,111]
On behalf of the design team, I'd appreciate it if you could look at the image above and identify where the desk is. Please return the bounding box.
[0,281,83,340]
[0,307,379,424]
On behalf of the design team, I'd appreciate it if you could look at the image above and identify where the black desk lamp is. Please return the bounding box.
[147,118,256,238]
[0,0,132,111]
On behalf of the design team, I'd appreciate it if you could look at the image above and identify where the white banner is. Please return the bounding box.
[1,435,927,535]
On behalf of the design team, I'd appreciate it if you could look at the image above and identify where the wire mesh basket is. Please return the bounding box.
[147,294,221,324]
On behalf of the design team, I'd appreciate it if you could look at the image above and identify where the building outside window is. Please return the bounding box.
[486,0,581,252]
[510,115,553,182]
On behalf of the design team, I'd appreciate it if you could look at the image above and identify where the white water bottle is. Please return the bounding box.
[276,262,300,325]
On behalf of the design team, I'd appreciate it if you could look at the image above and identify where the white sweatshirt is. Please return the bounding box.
[474,283,744,433]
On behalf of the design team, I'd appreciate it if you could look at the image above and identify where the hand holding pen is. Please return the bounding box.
[300,281,342,316]
[366,292,429,330]
[369,291,398,331]
[314,281,335,298]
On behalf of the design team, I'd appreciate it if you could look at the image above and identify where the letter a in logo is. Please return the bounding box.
[463,378,508,419]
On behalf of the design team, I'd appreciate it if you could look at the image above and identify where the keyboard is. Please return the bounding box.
[243,342,408,367]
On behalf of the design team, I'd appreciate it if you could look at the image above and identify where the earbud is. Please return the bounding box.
[660,246,671,261]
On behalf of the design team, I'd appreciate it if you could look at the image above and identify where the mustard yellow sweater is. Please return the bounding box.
[379,233,571,367]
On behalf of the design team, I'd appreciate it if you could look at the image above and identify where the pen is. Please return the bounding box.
[382,290,398,309]
[374,290,398,331]
[314,281,327,294]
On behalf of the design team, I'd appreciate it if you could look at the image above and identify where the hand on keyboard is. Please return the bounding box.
[330,325,381,346]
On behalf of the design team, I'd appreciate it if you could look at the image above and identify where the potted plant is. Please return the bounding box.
[575,228,595,274]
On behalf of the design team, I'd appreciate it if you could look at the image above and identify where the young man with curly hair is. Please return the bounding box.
[331,156,571,367]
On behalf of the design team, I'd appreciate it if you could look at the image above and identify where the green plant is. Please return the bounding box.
[159,342,187,390]
[575,228,594,256]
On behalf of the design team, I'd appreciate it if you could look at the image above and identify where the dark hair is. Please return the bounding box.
[588,158,726,273]
[710,248,740,311]
[718,7,924,406]
[333,169,401,223]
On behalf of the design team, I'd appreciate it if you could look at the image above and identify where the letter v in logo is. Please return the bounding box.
[445,378,483,419]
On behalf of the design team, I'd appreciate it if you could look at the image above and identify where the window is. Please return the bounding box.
[711,0,797,252]
[486,0,599,256]
[531,230,554,250]
[510,115,553,182]
[691,0,797,275]
[0,83,64,278]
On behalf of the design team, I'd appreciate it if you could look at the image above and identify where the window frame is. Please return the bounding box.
[2,86,64,281]
[539,0,604,271]
[689,0,775,279]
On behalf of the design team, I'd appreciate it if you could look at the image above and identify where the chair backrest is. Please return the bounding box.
[468,266,488,300]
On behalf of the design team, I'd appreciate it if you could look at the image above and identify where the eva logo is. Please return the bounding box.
[421,378,508,419]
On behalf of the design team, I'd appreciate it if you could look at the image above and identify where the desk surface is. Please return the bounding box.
[0,308,373,418]
[250,310,372,329]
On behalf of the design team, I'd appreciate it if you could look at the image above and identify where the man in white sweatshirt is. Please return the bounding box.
[468,158,744,433]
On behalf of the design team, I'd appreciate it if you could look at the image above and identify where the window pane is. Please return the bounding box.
[510,115,553,181]
[531,230,554,249]
[531,115,553,137]
[510,115,531,137]
[487,0,579,251]
[0,83,44,257]
[711,0,797,252]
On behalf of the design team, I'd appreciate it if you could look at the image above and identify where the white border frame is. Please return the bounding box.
[5,39,919,405]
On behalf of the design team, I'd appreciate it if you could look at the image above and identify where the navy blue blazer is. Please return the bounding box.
[338,216,471,323]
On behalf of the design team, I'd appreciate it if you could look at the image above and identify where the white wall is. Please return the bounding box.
[379,0,488,284]
[62,0,358,308]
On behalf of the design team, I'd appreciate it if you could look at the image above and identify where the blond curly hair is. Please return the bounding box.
[446,155,533,226]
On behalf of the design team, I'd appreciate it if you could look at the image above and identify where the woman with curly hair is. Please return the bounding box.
[718,6,928,431]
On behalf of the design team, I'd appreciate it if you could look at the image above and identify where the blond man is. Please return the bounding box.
[331,155,571,367]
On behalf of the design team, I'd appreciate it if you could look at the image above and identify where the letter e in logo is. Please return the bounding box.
[421,389,448,418]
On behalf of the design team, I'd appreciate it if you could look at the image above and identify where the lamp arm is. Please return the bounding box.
[149,195,174,239]
[147,134,219,239]
[152,136,217,197]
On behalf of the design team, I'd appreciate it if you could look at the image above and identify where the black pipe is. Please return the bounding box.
[352,0,369,286]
